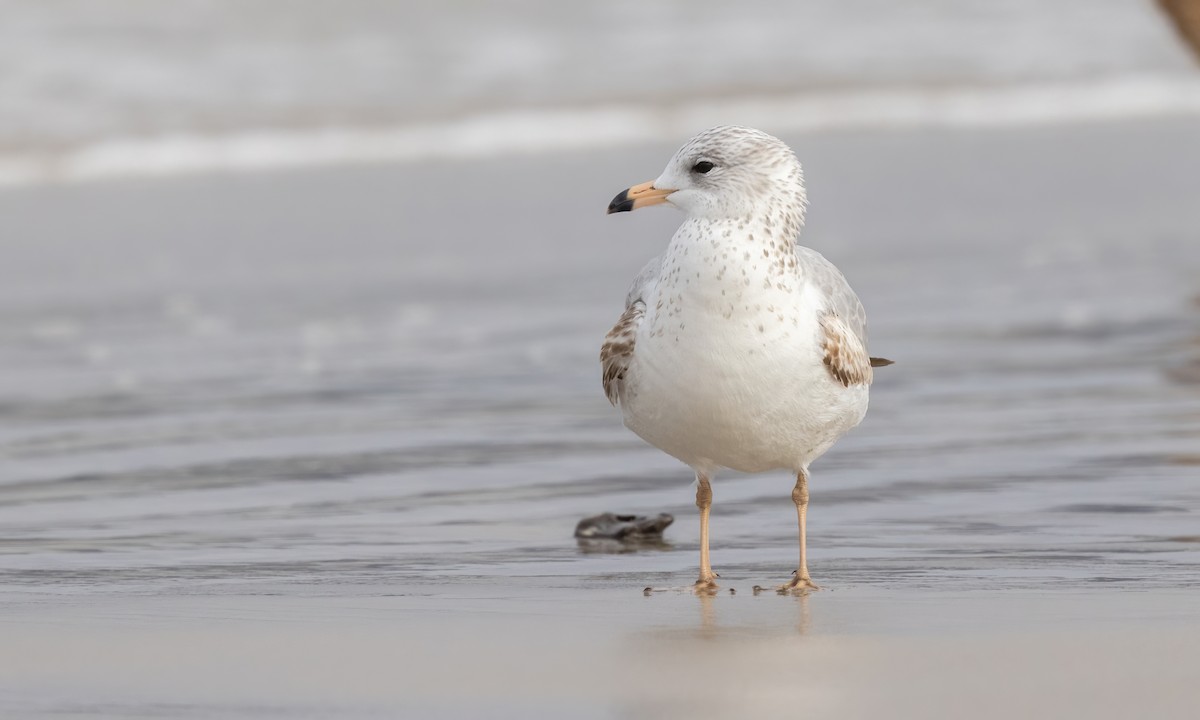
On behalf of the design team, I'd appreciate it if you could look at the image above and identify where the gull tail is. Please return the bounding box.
[870,357,895,368]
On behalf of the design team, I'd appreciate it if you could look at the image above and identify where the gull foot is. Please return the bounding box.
[777,572,820,595]
[641,574,723,596]
[693,573,720,595]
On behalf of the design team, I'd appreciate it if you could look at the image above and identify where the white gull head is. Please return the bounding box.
[608,125,807,227]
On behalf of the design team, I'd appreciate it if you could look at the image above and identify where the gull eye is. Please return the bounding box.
[691,161,715,174]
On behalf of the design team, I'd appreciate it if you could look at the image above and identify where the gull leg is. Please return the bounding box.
[779,469,820,593]
[694,472,719,594]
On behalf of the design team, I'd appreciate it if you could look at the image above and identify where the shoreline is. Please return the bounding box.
[1,115,1198,719]
[2,585,1198,719]
[3,74,1200,188]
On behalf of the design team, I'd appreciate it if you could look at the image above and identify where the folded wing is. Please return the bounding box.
[600,256,659,405]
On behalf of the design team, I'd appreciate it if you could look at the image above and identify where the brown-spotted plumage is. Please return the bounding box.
[601,126,890,593]
[600,301,645,406]
[820,312,874,388]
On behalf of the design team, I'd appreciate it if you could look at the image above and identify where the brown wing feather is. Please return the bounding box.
[820,313,874,387]
[600,301,645,405]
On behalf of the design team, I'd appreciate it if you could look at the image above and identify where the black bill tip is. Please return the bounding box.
[607,189,633,214]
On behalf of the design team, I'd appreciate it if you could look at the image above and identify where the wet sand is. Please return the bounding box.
[3,585,1199,719]
[1,118,1199,717]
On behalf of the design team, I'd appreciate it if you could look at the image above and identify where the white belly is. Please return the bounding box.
[619,234,867,474]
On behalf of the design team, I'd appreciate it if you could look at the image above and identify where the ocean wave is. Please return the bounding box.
[3,75,1199,187]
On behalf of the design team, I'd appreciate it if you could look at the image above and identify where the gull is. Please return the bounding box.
[601,126,891,593]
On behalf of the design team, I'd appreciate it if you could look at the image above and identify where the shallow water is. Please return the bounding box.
[3,0,1200,185]
[2,117,1198,596]
[4,0,1194,146]
[1,119,1199,717]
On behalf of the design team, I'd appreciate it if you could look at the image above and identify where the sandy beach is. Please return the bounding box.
[1,116,1198,717]
[3,585,1199,719]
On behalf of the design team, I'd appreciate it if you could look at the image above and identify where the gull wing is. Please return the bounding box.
[793,245,891,385]
[600,256,659,405]
[820,312,874,387]
[794,245,868,345]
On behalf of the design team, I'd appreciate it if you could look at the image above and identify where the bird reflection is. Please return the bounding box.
[686,583,814,637]
[576,537,674,554]
[792,591,813,635]
[697,592,717,636]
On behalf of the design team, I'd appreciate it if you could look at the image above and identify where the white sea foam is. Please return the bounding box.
[2,75,1200,187]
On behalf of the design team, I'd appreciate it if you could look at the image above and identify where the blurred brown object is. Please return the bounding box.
[1159,0,1200,60]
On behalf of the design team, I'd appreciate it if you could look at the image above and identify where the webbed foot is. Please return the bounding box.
[641,572,726,596]
[776,571,820,595]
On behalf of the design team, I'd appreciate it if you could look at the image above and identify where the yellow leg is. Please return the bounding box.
[694,473,718,593]
[779,469,820,593]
